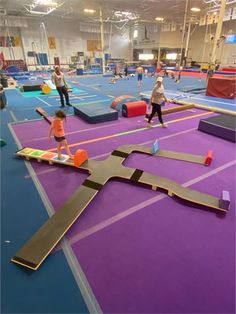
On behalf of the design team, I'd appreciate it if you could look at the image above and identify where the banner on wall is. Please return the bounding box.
[14,37,22,47]
[87,40,101,51]
[0,36,21,47]
[48,37,56,49]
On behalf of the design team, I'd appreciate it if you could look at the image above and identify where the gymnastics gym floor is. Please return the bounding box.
[1,74,235,313]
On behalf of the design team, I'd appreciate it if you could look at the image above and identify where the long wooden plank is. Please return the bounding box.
[138,172,225,212]
[12,152,136,270]
[116,145,206,165]
[175,100,236,117]
[156,150,205,164]
[12,185,99,270]
[162,104,195,115]
[36,107,53,124]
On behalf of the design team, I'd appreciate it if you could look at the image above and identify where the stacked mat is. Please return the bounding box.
[73,102,118,123]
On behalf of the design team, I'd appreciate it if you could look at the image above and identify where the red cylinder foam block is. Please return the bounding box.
[122,101,147,118]
[74,149,88,168]
[204,150,213,166]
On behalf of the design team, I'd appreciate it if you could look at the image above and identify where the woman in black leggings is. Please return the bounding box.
[147,76,169,128]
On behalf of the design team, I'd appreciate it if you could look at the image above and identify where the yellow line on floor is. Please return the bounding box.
[49,111,212,152]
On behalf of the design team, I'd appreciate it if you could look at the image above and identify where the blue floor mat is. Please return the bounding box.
[73,102,118,123]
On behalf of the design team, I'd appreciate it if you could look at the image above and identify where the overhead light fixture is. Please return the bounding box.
[203,0,236,5]
[155,17,164,21]
[34,0,57,6]
[133,29,138,38]
[114,11,138,20]
[28,7,56,15]
[25,0,63,15]
[190,7,201,12]
[84,9,96,14]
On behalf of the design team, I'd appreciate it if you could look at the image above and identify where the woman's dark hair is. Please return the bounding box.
[55,110,66,120]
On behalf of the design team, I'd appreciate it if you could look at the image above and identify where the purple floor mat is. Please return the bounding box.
[11,108,235,313]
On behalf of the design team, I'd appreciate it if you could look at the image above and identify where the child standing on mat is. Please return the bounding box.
[146,77,169,128]
[48,110,73,160]
[51,65,71,108]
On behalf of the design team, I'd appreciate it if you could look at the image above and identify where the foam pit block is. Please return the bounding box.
[111,95,138,111]
[74,149,88,168]
[22,84,42,92]
[73,103,118,124]
[204,150,213,166]
[152,140,159,154]
[41,84,52,94]
[198,114,236,143]
[219,190,230,210]
[122,101,147,117]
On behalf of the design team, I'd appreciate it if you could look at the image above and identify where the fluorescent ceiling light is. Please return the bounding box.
[84,9,96,14]
[133,29,138,38]
[190,7,201,12]
[29,7,56,14]
[155,17,164,21]
[34,0,57,5]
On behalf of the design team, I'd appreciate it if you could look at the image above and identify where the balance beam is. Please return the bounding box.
[12,144,228,270]
[162,104,195,115]
[175,100,236,117]
[36,107,53,124]
[16,147,74,166]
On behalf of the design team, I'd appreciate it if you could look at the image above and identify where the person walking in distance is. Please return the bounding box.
[51,65,71,107]
[136,64,144,87]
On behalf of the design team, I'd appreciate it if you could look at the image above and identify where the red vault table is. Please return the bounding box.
[206,76,236,99]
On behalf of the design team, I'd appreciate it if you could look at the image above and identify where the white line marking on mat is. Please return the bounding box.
[9,111,18,122]
[36,97,52,107]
